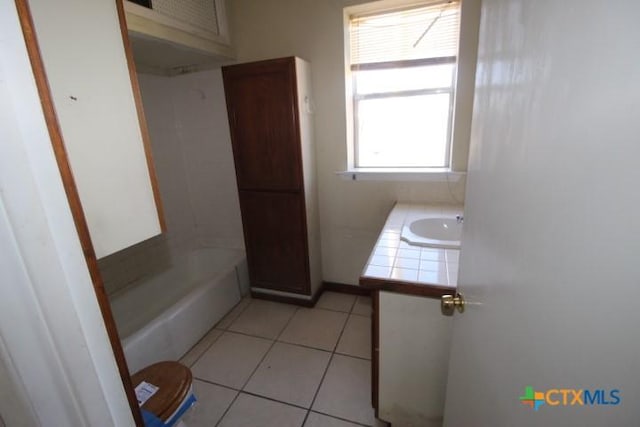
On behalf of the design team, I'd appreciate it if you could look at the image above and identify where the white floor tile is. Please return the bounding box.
[352,296,372,317]
[228,299,297,339]
[180,328,223,367]
[181,380,237,427]
[216,297,252,329]
[316,292,357,313]
[336,315,371,360]
[312,355,375,426]
[218,393,307,427]
[304,412,362,427]
[244,342,331,408]
[279,308,348,351]
[191,332,271,389]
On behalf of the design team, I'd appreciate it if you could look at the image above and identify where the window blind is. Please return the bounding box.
[350,0,460,66]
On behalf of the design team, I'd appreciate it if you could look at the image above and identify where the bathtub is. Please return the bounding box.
[109,247,248,373]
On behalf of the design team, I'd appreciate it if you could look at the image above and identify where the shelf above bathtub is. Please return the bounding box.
[124,0,235,75]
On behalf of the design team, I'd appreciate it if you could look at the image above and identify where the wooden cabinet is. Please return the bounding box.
[238,192,309,294]
[222,57,321,299]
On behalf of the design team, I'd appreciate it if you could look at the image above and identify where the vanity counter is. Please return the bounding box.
[359,203,462,298]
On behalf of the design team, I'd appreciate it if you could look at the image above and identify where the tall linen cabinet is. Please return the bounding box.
[222,57,322,301]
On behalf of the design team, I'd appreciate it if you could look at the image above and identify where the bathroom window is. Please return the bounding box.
[348,1,461,169]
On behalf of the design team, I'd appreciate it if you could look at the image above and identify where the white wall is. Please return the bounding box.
[100,69,243,296]
[229,0,474,285]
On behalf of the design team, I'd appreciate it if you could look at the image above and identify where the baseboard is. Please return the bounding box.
[323,281,372,296]
[251,285,323,307]
[251,282,371,306]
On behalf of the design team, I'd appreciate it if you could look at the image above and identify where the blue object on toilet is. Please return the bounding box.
[141,409,165,427]
[165,392,197,426]
[141,392,196,427]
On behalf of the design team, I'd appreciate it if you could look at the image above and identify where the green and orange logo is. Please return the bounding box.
[520,386,546,410]
[520,386,621,411]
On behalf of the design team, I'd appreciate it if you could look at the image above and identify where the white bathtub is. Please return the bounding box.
[109,247,248,373]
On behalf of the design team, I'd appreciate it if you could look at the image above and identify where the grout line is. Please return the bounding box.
[201,299,378,427]
[275,339,334,354]
[212,302,293,427]
[308,305,353,315]
[275,305,299,340]
[182,327,225,368]
[220,328,278,341]
[302,303,353,426]
[216,297,253,331]
[185,298,254,367]
[333,351,371,362]
[347,295,358,313]
[193,377,239,393]
[238,306,300,391]
[239,390,310,411]
[349,312,372,319]
[214,390,241,427]
[301,354,334,426]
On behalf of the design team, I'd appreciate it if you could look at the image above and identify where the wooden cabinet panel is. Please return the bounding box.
[239,191,310,294]
[222,58,303,191]
[223,57,320,299]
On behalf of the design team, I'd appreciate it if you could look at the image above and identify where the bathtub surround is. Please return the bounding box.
[99,68,243,296]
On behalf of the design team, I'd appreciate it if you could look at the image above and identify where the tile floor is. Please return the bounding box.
[180,292,387,427]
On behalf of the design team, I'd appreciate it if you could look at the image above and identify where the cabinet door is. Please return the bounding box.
[239,191,310,294]
[27,0,164,258]
[223,58,303,191]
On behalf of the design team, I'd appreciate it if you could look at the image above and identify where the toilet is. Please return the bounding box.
[131,361,196,427]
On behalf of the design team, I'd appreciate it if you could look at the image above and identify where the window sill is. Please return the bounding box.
[336,168,466,182]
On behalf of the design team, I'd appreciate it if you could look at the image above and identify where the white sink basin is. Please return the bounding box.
[401,217,462,249]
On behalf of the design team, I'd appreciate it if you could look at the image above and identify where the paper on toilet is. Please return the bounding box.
[135,381,159,406]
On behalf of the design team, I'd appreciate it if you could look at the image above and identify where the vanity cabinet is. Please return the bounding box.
[28,0,165,259]
[373,291,453,426]
[361,203,460,426]
[222,57,322,300]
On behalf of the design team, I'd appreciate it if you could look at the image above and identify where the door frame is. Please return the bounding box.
[13,0,159,425]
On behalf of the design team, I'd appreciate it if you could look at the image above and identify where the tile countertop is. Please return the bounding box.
[359,203,463,299]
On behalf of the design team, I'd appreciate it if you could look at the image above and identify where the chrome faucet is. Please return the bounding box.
[456,215,464,224]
